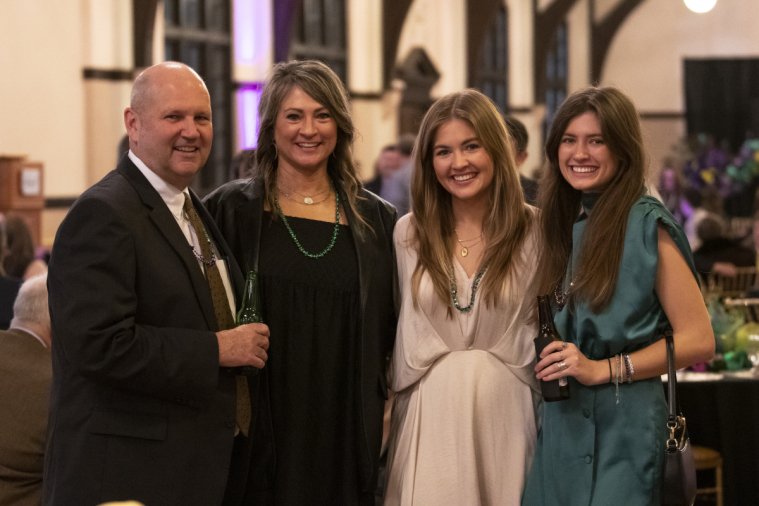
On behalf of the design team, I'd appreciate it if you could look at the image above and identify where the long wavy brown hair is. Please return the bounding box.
[254,60,366,227]
[534,86,647,314]
[409,89,531,315]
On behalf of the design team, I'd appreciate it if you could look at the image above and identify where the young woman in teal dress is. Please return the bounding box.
[521,87,715,506]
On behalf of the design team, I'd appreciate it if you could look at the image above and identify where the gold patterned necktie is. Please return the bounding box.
[183,193,251,436]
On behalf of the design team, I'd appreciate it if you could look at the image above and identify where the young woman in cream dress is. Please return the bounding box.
[384,89,541,505]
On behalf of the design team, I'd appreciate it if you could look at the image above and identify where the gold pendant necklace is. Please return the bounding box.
[455,230,484,257]
[278,186,332,206]
[279,181,330,205]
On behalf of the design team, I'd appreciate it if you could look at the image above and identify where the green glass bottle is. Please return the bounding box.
[236,271,263,376]
[535,295,570,402]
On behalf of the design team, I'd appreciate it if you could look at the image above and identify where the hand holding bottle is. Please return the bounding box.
[216,323,269,368]
[535,339,613,386]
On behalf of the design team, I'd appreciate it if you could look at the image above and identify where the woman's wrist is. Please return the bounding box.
[594,358,612,386]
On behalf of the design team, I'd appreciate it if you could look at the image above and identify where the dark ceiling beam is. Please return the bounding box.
[467,0,504,88]
[383,0,415,89]
[591,0,645,83]
[534,0,578,104]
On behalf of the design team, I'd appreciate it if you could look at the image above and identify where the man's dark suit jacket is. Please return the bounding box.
[0,328,51,506]
[44,157,248,506]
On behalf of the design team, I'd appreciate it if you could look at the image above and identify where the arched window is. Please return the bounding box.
[290,0,347,82]
[476,4,508,113]
[543,22,568,142]
[164,0,232,195]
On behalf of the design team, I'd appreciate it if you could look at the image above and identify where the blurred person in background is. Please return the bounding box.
[0,274,51,506]
[504,115,538,206]
[228,149,256,181]
[364,144,404,196]
[684,185,728,252]
[0,215,22,330]
[657,158,686,225]
[3,216,47,281]
[380,133,416,216]
[693,216,755,276]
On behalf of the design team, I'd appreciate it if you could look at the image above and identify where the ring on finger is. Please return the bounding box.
[557,361,567,372]
[559,351,564,361]
[562,342,568,350]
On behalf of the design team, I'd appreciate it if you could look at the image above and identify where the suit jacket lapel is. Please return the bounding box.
[117,158,218,331]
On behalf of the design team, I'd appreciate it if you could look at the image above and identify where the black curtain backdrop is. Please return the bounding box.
[685,58,759,153]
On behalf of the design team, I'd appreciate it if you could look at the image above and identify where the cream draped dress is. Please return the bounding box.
[384,213,542,506]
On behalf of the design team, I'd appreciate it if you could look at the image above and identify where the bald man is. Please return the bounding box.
[44,62,269,506]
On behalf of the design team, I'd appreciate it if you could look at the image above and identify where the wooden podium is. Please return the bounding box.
[0,155,44,247]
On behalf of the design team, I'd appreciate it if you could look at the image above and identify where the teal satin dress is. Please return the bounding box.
[522,194,697,506]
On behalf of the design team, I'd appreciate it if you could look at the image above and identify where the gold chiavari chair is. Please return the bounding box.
[703,267,759,299]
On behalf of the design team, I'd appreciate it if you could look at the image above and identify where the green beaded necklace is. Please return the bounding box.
[451,264,488,312]
[274,181,340,259]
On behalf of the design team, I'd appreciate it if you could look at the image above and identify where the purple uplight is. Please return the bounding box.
[237,83,264,149]
[234,0,269,66]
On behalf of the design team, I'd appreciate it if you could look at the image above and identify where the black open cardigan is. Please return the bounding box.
[203,178,398,498]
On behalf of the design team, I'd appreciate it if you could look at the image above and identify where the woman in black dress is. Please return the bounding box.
[204,60,397,505]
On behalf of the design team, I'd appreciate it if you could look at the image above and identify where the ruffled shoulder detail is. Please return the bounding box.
[629,195,698,282]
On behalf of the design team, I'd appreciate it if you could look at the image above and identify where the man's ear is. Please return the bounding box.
[124,108,138,139]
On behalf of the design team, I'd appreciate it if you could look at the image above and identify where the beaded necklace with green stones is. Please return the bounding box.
[274,179,340,259]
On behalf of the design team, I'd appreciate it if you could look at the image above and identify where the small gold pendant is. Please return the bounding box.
[461,247,468,257]
[304,197,313,205]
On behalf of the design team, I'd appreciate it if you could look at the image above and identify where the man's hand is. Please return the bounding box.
[216,323,269,368]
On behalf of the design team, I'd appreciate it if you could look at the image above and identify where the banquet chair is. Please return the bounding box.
[703,267,758,298]
[693,445,723,506]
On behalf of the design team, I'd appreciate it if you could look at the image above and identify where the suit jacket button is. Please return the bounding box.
[225,417,235,428]
[585,455,593,464]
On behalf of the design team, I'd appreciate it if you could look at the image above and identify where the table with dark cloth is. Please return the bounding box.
[664,374,759,506]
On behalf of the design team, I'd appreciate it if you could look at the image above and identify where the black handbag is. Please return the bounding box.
[662,329,697,506]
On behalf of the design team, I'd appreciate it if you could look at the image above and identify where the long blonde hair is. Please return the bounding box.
[409,89,531,315]
[534,86,647,313]
[254,60,366,226]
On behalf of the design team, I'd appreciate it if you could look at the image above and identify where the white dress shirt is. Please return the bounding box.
[129,150,236,318]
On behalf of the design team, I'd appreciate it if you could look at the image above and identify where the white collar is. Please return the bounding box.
[128,150,188,220]
[10,325,47,348]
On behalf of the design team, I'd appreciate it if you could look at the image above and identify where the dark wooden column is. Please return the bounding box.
[133,0,159,68]
[591,0,645,83]
[274,0,302,63]
[466,0,505,87]
[534,0,578,104]
[383,0,414,89]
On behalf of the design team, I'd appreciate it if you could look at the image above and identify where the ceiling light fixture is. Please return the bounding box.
[684,0,717,13]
